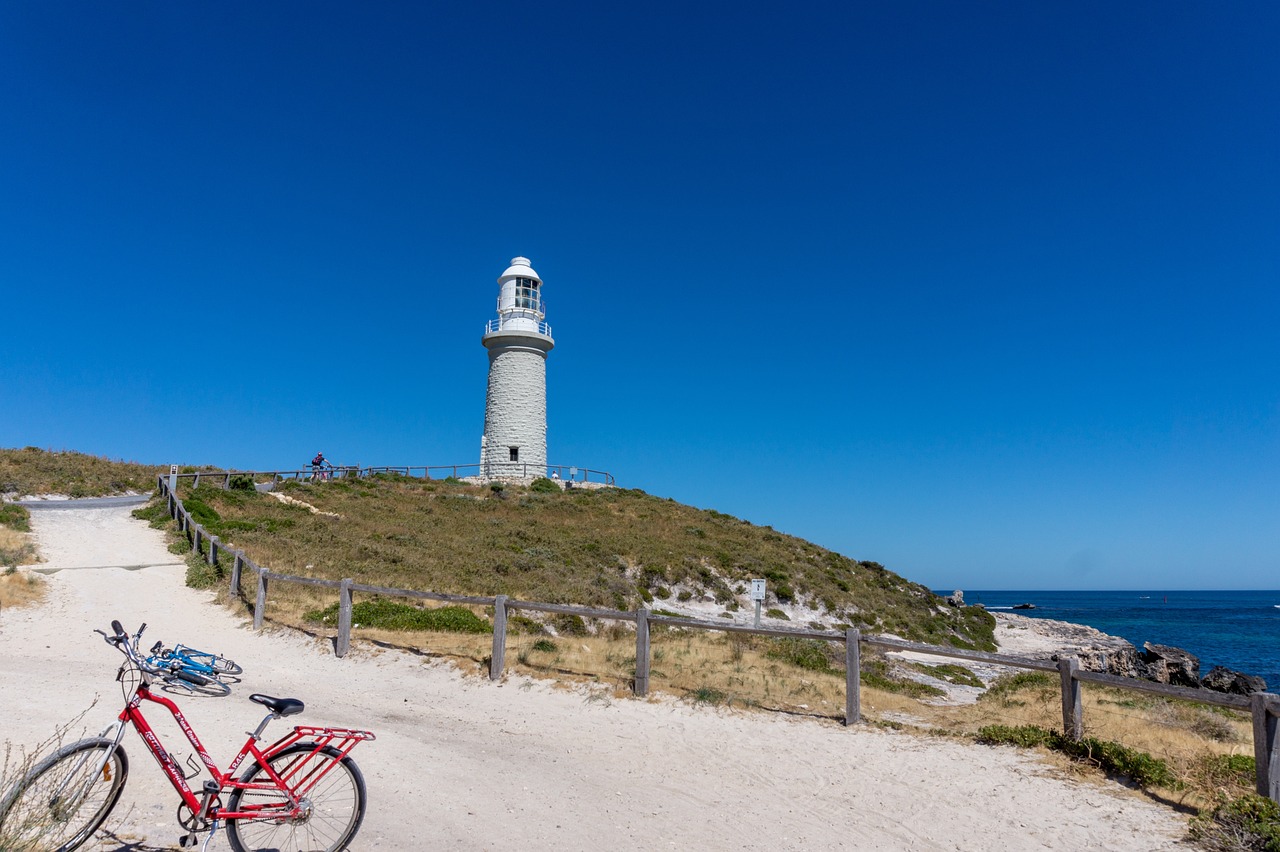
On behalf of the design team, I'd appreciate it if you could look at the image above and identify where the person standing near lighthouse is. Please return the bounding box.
[480,257,554,479]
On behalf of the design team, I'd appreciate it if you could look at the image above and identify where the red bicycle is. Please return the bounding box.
[0,621,375,852]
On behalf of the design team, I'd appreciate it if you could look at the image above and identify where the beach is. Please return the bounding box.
[1,502,1189,850]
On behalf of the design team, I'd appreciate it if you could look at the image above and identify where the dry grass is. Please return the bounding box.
[0,528,38,571]
[164,475,997,651]
[0,447,168,498]
[0,568,46,609]
[247,583,1262,812]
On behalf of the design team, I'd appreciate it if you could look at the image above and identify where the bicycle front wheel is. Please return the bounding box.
[225,743,366,852]
[0,737,129,852]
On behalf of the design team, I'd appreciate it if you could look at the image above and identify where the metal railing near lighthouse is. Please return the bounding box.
[484,318,552,337]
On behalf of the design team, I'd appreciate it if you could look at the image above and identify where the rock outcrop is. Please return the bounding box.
[1139,642,1201,687]
[1200,665,1267,695]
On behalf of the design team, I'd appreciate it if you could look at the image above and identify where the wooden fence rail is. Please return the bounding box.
[154,475,1280,801]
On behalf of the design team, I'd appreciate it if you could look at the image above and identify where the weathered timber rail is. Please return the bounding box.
[155,474,1280,802]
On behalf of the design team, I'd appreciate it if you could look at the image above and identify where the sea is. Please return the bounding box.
[936,589,1280,690]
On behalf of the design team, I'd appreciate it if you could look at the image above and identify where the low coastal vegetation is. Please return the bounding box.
[6,450,1277,847]
[0,447,168,499]
[146,473,997,650]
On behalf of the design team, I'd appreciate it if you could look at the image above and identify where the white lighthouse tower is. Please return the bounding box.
[480,256,554,479]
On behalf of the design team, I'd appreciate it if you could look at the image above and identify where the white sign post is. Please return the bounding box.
[168,464,178,494]
[750,579,766,628]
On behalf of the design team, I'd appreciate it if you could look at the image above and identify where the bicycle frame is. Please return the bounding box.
[117,682,374,822]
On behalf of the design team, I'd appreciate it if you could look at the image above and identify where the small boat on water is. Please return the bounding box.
[1012,603,1037,610]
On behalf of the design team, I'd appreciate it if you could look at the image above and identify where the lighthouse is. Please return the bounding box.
[480,256,554,479]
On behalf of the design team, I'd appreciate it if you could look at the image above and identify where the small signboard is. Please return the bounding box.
[750,579,766,601]
[168,464,178,493]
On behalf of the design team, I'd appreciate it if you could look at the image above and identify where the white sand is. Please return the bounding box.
[1,504,1188,850]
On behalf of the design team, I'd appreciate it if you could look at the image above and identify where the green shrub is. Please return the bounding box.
[0,503,31,532]
[531,638,558,653]
[977,724,1055,748]
[1190,794,1280,851]
[912,663,983,688]
[530,477,559,493]
[552,613,590,636]
[977,725,1178,789]
[305,599,492,634]
[983,671,1054,703]
[765,608,789,620]
[766,638,834,672]
[690,686,727,705]
[229,474,255,491]
[185,553,223,589]
[184,496,221,528]
[131,501,172,528]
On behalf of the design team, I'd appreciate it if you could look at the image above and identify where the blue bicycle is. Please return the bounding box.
[144,641,242,698]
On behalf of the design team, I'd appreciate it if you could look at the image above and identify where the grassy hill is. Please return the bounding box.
[0,447,168,498]
[0,447,992,646]
[163,473,996,650]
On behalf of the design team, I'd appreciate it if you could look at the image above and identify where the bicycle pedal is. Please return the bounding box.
[179,833,199,848]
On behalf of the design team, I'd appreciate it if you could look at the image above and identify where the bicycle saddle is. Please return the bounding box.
[249,694,305,716]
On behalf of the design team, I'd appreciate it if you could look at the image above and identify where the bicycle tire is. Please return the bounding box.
[0,737,129,852]
[177,649,243,678]
[165,669,232,698]
[211,656,244,677]
[225,743,366,852]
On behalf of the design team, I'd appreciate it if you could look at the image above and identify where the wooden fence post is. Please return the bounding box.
[207,536,219,566]
[490,595,508,680]
[193,473,200,488]
[230,552,243,599]
[634,607,651,697]
[1252,693,1280,802]
[845,628,861,726]
[336,578,353,658]
[254,570,268,631]
[192,526,202,555]
[1059,656,1083,741]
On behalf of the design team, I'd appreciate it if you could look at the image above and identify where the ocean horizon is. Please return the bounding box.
[936,589,1280,691]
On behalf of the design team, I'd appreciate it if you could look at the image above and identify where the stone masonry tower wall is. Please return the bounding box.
[480,256,554,479]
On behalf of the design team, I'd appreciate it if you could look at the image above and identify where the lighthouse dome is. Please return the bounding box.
[498,257,541,284]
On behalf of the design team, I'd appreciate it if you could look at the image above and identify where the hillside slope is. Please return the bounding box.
[165,474,995,649]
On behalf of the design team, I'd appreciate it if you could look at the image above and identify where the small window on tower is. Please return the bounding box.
[509,447,519,462]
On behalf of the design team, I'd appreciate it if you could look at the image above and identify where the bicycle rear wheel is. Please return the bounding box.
[210,656,243,677]
[0,737,129,852]
[225,743,366,852]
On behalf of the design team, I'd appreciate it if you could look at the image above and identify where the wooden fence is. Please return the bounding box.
[156,474,1280,802]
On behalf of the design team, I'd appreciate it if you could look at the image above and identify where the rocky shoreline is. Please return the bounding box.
[993,611,1267,695]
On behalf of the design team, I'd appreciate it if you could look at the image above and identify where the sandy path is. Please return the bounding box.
[1,504,1189,851]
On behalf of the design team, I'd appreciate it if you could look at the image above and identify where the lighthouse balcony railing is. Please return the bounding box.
[484,318,552,337]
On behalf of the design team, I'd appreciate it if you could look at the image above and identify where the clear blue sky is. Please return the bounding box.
[2,2,1276,591]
